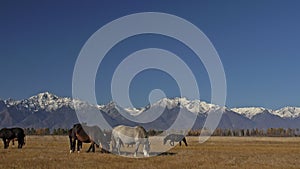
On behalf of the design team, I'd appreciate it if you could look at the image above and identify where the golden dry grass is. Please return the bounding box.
[0,136,300,169]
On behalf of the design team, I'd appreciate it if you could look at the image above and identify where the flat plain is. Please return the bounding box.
[0,136,300,169]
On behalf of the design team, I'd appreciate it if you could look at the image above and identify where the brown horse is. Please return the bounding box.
[68,127,82,153]
[69,124,109,153]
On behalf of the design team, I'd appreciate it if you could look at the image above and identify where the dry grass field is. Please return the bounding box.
[0,136,300,169]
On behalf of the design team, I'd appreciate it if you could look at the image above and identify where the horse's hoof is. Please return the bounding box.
[77,151,80,154]
[69,150,73,154]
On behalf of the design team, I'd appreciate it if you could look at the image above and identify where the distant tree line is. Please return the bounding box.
[147,129,163,136]
[24,128,69,135]
[24,128,164,136]
[187,128,300,137]
[22,127,300,137]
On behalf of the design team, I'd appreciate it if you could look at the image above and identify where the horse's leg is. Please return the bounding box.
[69,137,74,153]
[116,138,121,155]
[72,138,75,152]
[17,139,21,148]
[18,137,24,149]
[87,143,92,153]
[142,143,149,157]
[99,143,103,153]
[183,137,188,146]
[170,140,174,146]
[110,138,115,152]
[6,139,11,149]
[179,141,182,146]
[2,138,7,149]
[134,142,140,157]
[77,140,82,153]
[92,142,95,152]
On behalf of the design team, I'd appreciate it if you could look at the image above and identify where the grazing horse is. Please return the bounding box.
[0,127,25,149]
[68,127,82,153]
[163,134,188,146]
[111,125,150,157]
[69,124,109,153]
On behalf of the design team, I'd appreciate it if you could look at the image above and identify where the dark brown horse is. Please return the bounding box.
[0,127,25,149]
[68,127,82,153]
[163,134,188,146]
[69,124,109,153]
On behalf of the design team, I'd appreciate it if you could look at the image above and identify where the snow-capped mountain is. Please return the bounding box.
[274,107,300,118]
[125,97,220,116]
[1,92,300,130]
[5,92,73,112]
[232,106,300,119]
[231,107,270,119]
[151,97,220,114]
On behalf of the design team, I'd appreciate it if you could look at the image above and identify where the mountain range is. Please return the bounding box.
[1,92,300,130]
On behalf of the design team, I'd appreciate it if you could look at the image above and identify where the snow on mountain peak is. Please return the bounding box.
[231,107,269,119]
[124,107,145,116]
[3,92,300,119]
[4,92,74,113]
[273,107,300,118]
[143,97,219,114]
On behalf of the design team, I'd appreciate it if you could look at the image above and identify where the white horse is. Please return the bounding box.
[111,125,150,157]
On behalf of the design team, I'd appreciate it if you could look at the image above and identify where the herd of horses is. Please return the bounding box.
[1,124,187,157]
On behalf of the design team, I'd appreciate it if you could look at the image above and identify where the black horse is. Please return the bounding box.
[163,134,188,146]
[0,127,25,149]
[68,127,82,153]
[69,124,109,153]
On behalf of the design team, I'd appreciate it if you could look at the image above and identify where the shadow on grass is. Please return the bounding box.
[107,151,177,157]
[153,152,177,156]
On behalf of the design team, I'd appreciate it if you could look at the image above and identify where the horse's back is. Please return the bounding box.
[1,127,24,139]
[167,134,185,142]
[11,127,25,137]
[112,125,148,143]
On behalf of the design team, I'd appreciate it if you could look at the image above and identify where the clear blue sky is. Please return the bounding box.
[0,0,300,109]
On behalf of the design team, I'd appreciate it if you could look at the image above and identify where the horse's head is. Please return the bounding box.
[163,137,167,145]
[0,128,8,138]
[0,129,4,138]
[101,142,110,152]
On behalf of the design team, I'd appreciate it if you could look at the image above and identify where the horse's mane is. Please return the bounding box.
[136,126,148,138]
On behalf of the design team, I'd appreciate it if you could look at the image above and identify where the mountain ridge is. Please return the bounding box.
[1,92,300,130]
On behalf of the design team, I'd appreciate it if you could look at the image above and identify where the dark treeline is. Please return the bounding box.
[24,128,69,135]
[24,128,164,136]
[22,127,300,137]
[188,128,300,137]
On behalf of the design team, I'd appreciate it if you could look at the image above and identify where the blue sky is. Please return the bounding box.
[0,0,300,109]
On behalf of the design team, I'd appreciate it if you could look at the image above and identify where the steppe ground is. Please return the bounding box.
[0,136,300,169]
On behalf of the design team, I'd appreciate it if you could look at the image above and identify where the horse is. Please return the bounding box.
[163,134,188,146]
[68,127,82,153]
[111,125,150,157]
[69,124,109,153]
[0,127,25,149]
